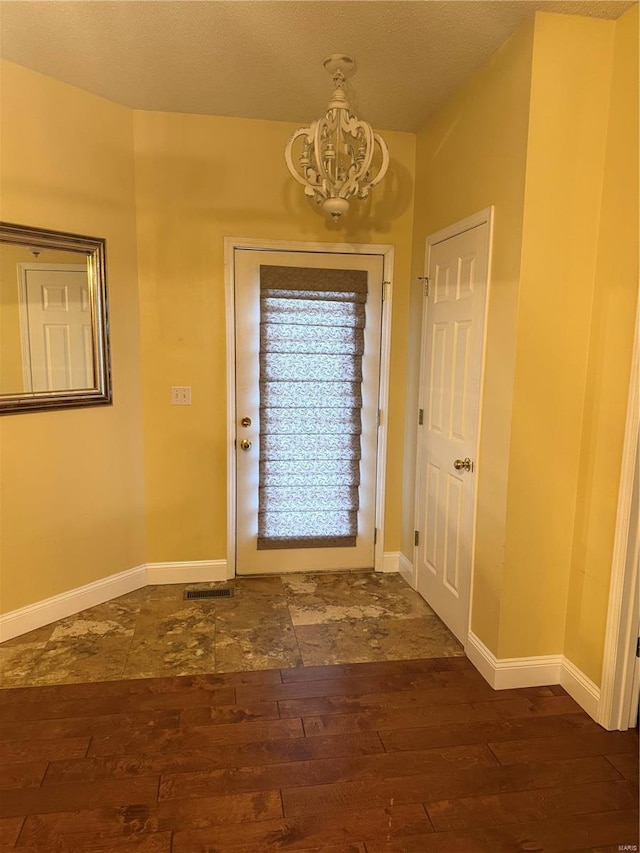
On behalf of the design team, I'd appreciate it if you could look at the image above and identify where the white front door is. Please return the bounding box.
[415,218,491,642]
[19,264,93,392]
[234,249,384,575]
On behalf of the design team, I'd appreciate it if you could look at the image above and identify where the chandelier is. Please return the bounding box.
[284,55,390,220]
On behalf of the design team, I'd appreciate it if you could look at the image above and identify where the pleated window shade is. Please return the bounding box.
[258,265,368,550]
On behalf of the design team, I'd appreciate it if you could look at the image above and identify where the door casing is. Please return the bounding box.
[413,207,494,649]
[224,237,394,578]
[599,303,640,730]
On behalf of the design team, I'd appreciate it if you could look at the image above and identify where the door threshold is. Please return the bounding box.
[236,567,375,578]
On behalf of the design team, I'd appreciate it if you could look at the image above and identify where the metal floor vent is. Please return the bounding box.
[184,588,234,600]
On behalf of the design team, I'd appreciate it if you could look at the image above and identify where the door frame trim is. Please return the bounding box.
[413,206,494,646]
[224,237,394,577]
[598,302,640,730]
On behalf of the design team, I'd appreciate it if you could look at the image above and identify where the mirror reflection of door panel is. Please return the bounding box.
[19,265,93,392]
[0,222,111,414]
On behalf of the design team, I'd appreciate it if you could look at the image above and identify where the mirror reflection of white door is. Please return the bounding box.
[18,264,93,392]
[234,249,383,575]
[415,217,491,643]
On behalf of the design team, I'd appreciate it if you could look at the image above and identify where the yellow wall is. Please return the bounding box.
[564,4,639,683]
[500,13,617,659]
[410,22,535,650]
[0,60,146,613]
[133,111,415,562]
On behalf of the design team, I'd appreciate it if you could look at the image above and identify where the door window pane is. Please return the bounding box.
[258,265,367,550]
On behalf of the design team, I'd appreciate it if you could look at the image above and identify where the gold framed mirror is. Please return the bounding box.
[0,222,111,414]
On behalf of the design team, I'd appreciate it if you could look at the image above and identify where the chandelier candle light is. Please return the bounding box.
[285,55,390,220]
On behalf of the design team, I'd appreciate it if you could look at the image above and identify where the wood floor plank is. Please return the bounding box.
[302,694,581,737]
[0,709,180,743]
[279,657,472,683]
[14,831,173,852]
[88,716,304,756]
[0,687,237,723]
[266,846,367,853]
[426,779,638,831]
[605,750,639,782]
[45,732,385,785]
[158,845,368,853]
[489,730,639,764]
[215,846,367,853]
[171,803,432,852]
[0,816,23,847]
[0,669,281,705]
[281,756,622,818]
[156,788,283,831]
[157,744,497,801]
[379,712,599,752]
[0,737,90,764]
[278,684,556,718]
[365,808,640,852]
[0,775,160,818]
[17,804,160,848]
[179,699,280,727]
[0,760,47,790]
[238,670,485,704]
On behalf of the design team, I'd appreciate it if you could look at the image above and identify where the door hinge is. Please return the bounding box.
[382,280,391,301]
[636,637,640,657]
[418,408,424,425]
[414,530,420,547]
[418,276,429,297]
[378,409,382,427]
[374,527,378,545]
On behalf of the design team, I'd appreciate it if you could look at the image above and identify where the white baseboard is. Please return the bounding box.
[380,551,401,573]
[398,552,415,589]
[146,560,229,585]
[0,560,229,643]
[465,630,503,686]
[380,550,413,582]
[466,631,601,721]
[0,565,147,643]
[466,632,563,689]
[561,656,601,720]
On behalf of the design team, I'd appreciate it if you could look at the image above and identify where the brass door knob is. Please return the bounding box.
[454,457,473,472]
[239,439,252,451]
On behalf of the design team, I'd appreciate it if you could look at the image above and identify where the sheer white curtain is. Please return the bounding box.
[258,265,368,550]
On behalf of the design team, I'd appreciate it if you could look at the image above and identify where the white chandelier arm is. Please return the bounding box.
[314,115,331,200]
[285,126,320,192]
[368,132,390,188]
[345,115,376,183]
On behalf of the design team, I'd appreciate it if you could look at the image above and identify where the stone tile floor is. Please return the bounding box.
[0,571,464,688]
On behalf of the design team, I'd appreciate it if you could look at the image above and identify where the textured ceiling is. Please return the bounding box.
[0,1,634,131]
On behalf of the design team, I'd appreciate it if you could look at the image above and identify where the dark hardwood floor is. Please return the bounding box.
[0,657,637,852]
